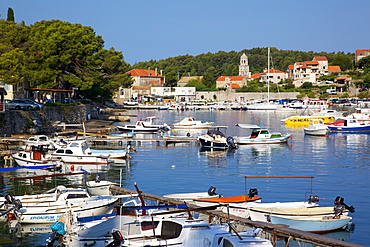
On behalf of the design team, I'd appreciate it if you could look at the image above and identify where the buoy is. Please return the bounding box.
[71,165,75,171]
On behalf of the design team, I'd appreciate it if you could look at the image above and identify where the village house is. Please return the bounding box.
[355,49,370,63]
[259,68,288,84]
[287,56,342,87]
[115,68,165,103]
[176,76,203,87]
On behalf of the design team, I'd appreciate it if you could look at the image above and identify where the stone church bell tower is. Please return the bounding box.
[239,53,251,77]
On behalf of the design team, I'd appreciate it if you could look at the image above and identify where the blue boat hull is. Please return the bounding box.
[327,125,370,132]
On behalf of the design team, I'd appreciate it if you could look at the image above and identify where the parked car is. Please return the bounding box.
[13,99,44,109]
[5,99,41,110]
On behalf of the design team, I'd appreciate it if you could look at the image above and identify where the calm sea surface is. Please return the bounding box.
[0,108,369,246]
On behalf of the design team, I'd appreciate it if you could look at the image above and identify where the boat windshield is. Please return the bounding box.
[207,129,225,137]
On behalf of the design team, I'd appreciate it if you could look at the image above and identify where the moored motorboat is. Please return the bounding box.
[163,186,221,202]
[327,118,370,133]
[304,119,329,136]
[49,140,114,166]
[171,116,215,129]
[117,116,170,133]
[234,124,292,145]
[193,188,261,207]
[269,214,352,232]
[1,185,120,224]
[197,127,237,149]
[248,196,355,223]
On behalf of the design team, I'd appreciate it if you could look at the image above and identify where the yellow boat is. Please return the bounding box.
[283,116,336,127]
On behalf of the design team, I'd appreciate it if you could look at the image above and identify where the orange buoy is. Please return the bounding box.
[71,165,75,171]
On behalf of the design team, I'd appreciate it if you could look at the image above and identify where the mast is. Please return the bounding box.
[267,47,270,102]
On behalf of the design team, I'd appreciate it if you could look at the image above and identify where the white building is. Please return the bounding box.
[259,68,288,84]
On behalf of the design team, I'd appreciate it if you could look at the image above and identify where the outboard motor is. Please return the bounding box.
[334,196,355,213]
[248,188,258,198]
[208,186,217,196]
[308,195,319,203]
[226,136,237,149]
[13,199,22,210]
[106,230,124,247]
[95,174,101,183]
[4,194,15,205]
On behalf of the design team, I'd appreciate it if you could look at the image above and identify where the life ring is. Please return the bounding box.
[71,165,75,171]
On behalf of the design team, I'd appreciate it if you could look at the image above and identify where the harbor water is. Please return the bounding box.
[0,109,369,246]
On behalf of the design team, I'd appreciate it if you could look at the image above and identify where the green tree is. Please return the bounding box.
[331,53,353,71]
[185,79,206,91]
[300,82,313,89]
[6,8,14,22]
[202,66,216,89]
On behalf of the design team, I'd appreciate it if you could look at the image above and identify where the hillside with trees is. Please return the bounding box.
[132,48,355,88]
[2,7,369,102]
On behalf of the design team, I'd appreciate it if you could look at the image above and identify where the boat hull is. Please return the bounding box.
[327,125,370,132]
[198,138,229,149]
[270,215,352,232]
[17,198,118,224]
[235,135,291,145]
[304,128,328,136]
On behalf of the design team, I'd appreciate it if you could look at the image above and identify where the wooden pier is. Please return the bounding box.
[110,185,363,247]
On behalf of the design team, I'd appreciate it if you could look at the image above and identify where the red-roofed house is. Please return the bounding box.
[287,56,330,86]
[328,66,341,74]
[115,68,166,103]
[355,49,370,63]
[216,76,248,88]
[259,68,287,84]
[312,56,328,73]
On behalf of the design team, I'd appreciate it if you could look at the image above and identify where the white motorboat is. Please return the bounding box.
[117,116,170,133]
[197,127,237,149]
[11,145,70,172]
[163,186,221,202]
[269,214,352,232]
[248,196,354,223]
[1,185,119,224]
[171,116,215,129]
[234,124,292,145]
[49,140,114,166]
[304,119,329,136]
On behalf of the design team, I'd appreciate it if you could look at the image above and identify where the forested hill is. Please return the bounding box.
[131,47,354,86]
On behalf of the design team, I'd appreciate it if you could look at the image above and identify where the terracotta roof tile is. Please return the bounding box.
[313,56,328,61]
[216,76,246,81]
[127,69,164,77]
[328,66,341,72]
[227,83,242,89]
[356,49,370,55]
[305,61,319,65]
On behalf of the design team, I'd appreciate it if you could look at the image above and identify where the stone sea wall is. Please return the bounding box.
[0,105,88,136]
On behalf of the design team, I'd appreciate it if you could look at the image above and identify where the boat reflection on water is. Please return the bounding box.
[198,147,236,167]
[238,143,291,157]
[198,146,236,158]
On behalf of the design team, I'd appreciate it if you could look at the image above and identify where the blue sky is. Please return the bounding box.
[1,0,369,65]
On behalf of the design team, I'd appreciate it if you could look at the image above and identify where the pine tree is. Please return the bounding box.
[7,7,15,22]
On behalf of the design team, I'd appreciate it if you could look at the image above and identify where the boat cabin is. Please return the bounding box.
[250,129,282,138]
